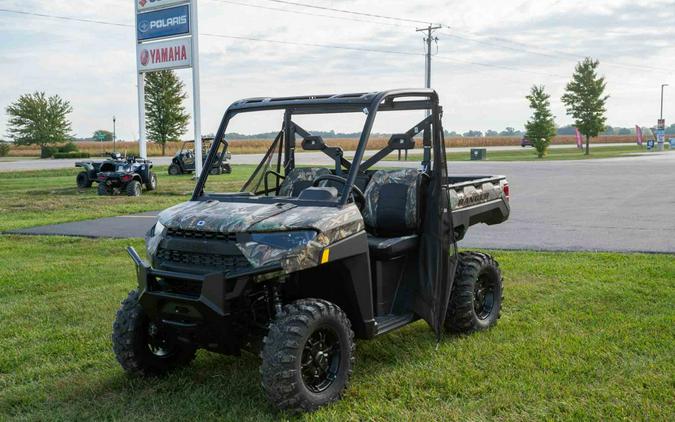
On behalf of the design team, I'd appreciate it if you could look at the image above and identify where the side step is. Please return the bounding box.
[374,313,416,336]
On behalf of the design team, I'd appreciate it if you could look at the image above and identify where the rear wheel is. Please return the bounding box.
[223,163,232,174]
[445,252,503,334]
[260,298,355,413]
[126,180,142,196]
[168,164,181,176]
[209,166,222,175]
[112,290,196,376]
[76,172,92,188]
[146,172,157,191]
[97,182,110,196]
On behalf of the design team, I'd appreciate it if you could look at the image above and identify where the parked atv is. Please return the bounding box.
[75,152,125,188]
[168,139,232,176]
[97,156,157,196]
[113,89,510,412]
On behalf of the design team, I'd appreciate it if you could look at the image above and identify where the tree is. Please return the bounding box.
[463,130,483,137]
[524,85,557,158]
[561,57,609,155]
[485,129,499,136]
[144,70,190,155]
[6,92,72,152]
[92,130,113,142]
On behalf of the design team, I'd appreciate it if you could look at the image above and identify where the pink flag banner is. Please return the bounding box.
[575,127,583,149]
[635,125,643,146]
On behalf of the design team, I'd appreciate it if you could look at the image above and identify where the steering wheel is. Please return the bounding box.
[312,174,365,209]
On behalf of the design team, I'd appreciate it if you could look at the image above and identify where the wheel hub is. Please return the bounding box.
[301,327,341,393]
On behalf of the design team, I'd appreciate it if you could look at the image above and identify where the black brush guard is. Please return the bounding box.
[127,246,281,353]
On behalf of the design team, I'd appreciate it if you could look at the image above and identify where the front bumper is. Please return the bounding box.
[127,246,281,352]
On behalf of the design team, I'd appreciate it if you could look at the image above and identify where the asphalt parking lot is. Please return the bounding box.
[8,152,675,253]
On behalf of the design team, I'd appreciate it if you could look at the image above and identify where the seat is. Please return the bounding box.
[362,168,425,259]
[278,167,331,197]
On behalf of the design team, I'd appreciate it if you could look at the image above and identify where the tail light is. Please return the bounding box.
[121,174,133,182]
[503,182,510,201]
[98,174,106,181]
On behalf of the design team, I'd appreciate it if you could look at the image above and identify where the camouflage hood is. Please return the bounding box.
[154,200,365,273]
[157,200,362,234]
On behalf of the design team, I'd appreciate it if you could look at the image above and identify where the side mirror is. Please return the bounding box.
[302,136,326,151]
[388,134,415,150]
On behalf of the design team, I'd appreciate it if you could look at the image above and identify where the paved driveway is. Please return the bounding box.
[7,152,675,253]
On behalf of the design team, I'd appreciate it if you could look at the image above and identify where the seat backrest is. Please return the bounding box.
[278,167,331,197]
[362,169,424,236]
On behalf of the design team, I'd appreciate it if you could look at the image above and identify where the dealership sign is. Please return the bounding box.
[137,0,188,12]
[137,4,190,41]
[137,37,192,72]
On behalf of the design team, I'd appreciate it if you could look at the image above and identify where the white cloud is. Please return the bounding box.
[0,0,674,140]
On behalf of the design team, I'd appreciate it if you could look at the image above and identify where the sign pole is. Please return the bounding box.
[191,0,202,177]
[137,72,147,158]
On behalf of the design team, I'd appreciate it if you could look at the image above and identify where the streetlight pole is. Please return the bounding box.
[113,115,117,153]
[661,84,668,120]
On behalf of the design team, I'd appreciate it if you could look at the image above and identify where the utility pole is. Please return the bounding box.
[661,84,668,119]
[112,115,116,153]
[417,24,441,115]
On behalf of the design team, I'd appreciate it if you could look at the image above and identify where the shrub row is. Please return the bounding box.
[41,142,81,158]
[0,142,10,157]
[52,152,91,159]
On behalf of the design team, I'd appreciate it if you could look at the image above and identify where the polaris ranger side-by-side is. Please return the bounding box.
[168,139,232,176]
[113,89,510,412]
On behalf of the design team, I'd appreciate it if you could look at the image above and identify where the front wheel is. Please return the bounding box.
[223,163,232,174]
[168,164,181,176]
[260,298,355,413]
[112,290,196,376]
[445,252,503,334]
[146,172,157,191]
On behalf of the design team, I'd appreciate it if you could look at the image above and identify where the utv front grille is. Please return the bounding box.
[166,228,236,241]
[157,248,251,272]
[157,277,202,297]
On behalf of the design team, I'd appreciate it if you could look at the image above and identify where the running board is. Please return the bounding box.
[374,313,416,336]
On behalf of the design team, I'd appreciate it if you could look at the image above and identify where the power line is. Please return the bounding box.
[0,8,129,28]
[0,7,657,85]
[208,0,410,28]
[259,0,435,25]
[0,8,421,56]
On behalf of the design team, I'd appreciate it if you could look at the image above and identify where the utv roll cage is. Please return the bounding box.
[193,89,443,205]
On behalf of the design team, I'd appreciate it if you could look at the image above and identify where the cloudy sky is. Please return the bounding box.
[1,0,674,140]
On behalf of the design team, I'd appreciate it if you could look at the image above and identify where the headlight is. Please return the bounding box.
[249,231,317,249]
[154,221,166,236]
[146,221,167,260]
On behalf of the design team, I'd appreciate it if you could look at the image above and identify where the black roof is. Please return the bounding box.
[226,88,439,114]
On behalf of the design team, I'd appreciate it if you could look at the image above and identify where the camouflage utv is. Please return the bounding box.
[113,89,511,412]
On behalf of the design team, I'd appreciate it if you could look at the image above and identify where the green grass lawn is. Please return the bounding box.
[387,144,671,162]
[0,166,254,232]
[0,235,673,421]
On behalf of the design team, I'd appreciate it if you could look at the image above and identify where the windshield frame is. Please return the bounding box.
[192,89,440,207]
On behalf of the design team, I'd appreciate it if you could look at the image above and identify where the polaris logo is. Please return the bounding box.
[197,221,206,227]
[138,15,187,33]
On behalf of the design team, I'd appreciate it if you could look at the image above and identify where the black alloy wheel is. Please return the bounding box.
[301,327,342,393]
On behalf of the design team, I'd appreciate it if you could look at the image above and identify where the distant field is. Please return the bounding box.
[7,135,637,157]
[387,144,670,162]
